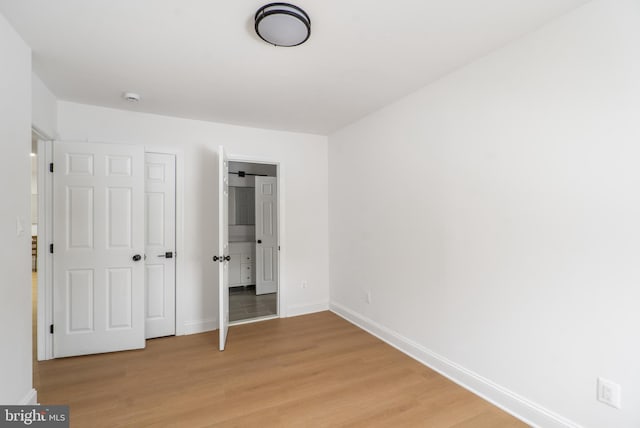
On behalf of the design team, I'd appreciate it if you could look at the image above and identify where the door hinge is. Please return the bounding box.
[49,243,54,254]
[49,324,54,334]
[49,163,54,173]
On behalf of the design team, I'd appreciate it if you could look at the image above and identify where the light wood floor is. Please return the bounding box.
[35,312,526,428]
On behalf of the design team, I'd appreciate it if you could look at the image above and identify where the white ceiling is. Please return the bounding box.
[0,0,590,135]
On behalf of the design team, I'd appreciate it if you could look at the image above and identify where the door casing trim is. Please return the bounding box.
[226,153,284,320]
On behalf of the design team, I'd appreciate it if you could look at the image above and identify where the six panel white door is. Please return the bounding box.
[218,146,230,351]
[144,153,176,339]
[52,141,145,358]
[255,176,278,295]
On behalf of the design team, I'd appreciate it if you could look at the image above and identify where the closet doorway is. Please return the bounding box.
[37,141,182,360]
[227,161,278,323]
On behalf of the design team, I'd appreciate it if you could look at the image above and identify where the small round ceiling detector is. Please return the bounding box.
[123,92,141,102]
[255,3,311,47]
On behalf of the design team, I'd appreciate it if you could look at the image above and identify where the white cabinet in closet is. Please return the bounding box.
[228,242,255,287]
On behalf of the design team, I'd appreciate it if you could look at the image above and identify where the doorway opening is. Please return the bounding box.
[227,161,278,323]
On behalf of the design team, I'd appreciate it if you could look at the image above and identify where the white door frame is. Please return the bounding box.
[36,136,53,361]
[226,153,284,324]
[37,141,184,360]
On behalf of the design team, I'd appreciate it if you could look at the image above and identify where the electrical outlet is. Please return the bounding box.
[597,377,621,409]
[301,281,308,289]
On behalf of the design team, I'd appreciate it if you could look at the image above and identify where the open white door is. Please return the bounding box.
[144,153,176,339]
[218,146,230,351]
[255,176,278,295]
[52,141,145,358]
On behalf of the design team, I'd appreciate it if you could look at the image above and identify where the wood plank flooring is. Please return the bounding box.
[35,311,526,428]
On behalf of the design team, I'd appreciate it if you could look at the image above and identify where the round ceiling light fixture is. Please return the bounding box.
[254,3,311,47]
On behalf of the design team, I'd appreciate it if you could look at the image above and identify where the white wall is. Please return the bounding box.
[0,13,34,404]
[329,1,640,427]
[32,73,57,139]
[57,101,330,332]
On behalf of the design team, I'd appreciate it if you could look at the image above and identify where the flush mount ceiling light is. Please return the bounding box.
[254,3,311,47]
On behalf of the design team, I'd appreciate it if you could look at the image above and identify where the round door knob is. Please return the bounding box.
[132,254,142,262]
[257,240,262,244]
[224,255,231,261]
[213,256,220,262]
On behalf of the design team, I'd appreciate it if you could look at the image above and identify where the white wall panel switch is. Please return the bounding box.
[597,377,621,409]
[16,216,24,236]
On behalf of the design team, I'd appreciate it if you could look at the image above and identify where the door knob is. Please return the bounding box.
[224,255,231,261]
[257,240,262,244]
[132,254,142,262]
[213,255,220,262]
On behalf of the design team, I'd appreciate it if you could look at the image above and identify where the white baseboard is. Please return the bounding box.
[182,318,218,335]
[329,302,581,428]
[287,301,329,318]
[19,389,38,405]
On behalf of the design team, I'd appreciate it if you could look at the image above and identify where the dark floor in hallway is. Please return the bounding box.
[229,285,277,321]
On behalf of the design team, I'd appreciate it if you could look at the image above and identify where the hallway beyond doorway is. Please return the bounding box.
[229,286,276,322]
